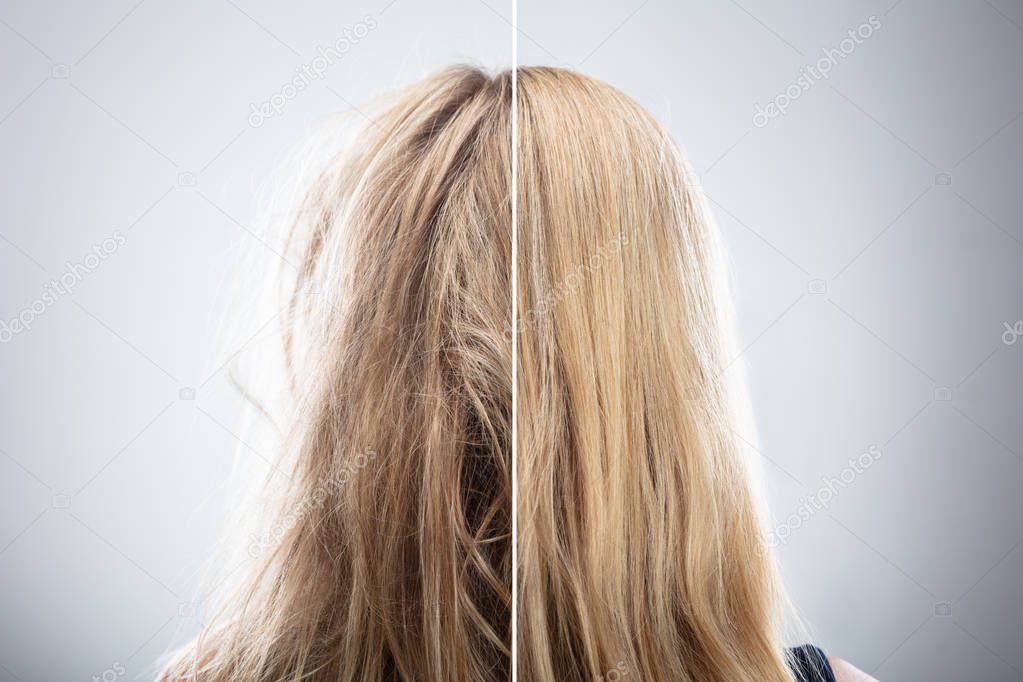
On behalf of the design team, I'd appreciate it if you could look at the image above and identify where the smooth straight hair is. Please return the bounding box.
[163,65,797,681]
[515,66,795,681]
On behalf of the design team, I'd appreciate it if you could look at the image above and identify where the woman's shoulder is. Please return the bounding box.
[828,655,879,682]
[788,644,878,682]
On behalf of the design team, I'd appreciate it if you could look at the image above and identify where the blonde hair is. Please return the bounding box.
[515,67,795,681]
[164,64,798,682]
[163,66,513,681]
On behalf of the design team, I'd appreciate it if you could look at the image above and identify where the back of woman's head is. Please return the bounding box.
[164,64,795,682]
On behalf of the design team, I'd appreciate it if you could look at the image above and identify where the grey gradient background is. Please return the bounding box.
[0,0,1021,680]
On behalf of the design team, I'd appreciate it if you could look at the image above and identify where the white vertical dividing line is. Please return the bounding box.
[510,0,519,676]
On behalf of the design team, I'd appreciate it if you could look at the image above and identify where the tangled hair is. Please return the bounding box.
[164,64,800,682]
[515,67,795,681]
[163,66,512,681]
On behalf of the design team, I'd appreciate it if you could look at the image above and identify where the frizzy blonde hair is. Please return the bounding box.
[162,64,801,681]
[163,66,513,681]
[515,66,796,681]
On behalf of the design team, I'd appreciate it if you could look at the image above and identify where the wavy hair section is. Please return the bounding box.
[515,67,796,682]
[162,66,512,681]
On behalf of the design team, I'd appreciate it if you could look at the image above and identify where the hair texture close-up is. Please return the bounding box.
[515,67,801,682]
[161,67,513,681]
